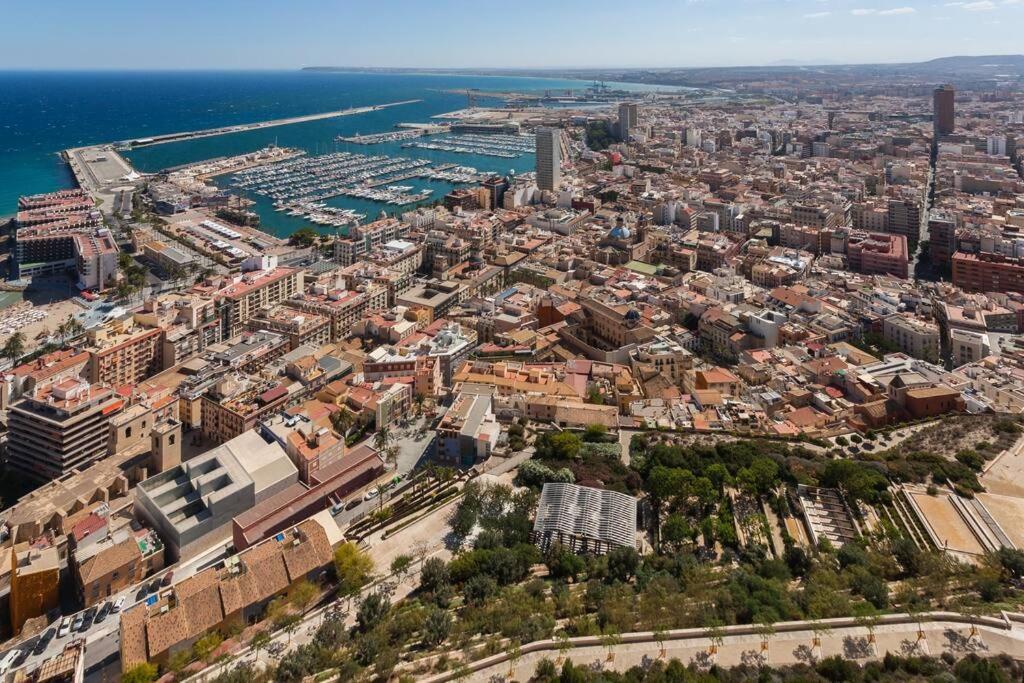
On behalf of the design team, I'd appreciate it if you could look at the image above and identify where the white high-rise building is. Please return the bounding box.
[988,135,1008,157]
[535,127,561,192]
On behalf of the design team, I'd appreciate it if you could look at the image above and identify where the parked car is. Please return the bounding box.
[33,629,54,655]
[113,596,125,613]
[81,607,98,630]
[364,489,380,501]
[57,617,72,638]
[345,498,361,510]
[71,614,84,632]
[94,603,110,624]
[162,571,174,587]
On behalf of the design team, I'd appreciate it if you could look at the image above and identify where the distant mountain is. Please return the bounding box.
[302,55,1024,89]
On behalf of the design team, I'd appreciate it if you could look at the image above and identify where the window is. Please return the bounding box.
[125,427,132,438]
[169,434,176,446]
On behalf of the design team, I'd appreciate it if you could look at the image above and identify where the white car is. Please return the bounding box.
[57,617,72,638]
[113,596,125,613]
[364,489,380,500]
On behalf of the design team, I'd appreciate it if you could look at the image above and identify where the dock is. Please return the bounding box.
[115,99,423,150]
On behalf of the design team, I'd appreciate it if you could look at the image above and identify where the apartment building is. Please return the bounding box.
[86,323,163,386]
[215,267,303,337]
[6,379,124,484]
[882,315,940,363]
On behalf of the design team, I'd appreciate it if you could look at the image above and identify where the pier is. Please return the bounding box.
[115,99,423,149]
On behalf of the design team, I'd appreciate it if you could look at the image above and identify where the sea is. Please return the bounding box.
[0,70,668,238]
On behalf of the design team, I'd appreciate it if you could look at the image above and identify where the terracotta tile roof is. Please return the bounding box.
[77,536,140,586]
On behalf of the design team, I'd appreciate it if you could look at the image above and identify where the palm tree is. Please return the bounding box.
[386,445,400,470]
[2,331,25,364]
[413,393,424,417]
[374,426,390,451]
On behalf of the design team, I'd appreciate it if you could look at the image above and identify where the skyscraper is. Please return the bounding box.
[618,102,639,141]
[933,84,955,138]
[535,127,561,192]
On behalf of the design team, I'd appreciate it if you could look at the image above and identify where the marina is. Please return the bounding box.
[336,129,430,144]
[402,132,535,158]
[230,150,492,224]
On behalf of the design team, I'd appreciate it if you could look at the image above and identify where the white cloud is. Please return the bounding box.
[850,8,876,14]
[962,0,997,9]
[878,6,917,14]
[803,11,831,18]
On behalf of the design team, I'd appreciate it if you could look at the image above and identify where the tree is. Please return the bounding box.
[375,426,391,451]
[554,630,573,664]
[2,332,25,363]
[506,640,523,678]
[289,227,319,248]
[755,620,775,659]
[704,623,725,658]
[330,408,354,437]
[122,662,158,683]
[653,626,668,659]
[249,629,271,663]
[422,606,451,647]
[288,578,318,614]
[390,554,413,582]
[606,546,640,583]
[279,613,301,644]
[333,541,374,599]
[193,632,223,662]
[356,591,391,632]
[600,629,622,664]
[419,557,450,595]
[583,423,608,442]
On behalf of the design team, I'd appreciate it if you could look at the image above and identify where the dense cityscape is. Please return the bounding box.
[3,41,1024,683]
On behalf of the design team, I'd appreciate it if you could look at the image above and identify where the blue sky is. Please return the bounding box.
[2,0,1022,70]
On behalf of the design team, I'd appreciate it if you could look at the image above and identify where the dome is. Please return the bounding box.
[625,309,641,322]
[609,225,632,240]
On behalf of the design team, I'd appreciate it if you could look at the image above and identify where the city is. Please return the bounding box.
[3,4,1024,683]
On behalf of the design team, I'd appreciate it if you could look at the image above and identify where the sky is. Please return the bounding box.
[2,0,1022,70]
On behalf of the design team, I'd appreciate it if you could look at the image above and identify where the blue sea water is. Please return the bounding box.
[0,70,662,237]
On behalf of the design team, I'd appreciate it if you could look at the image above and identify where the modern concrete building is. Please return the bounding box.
[133,430,298,561]
[435,389,500,467]
[6,379,125,484]
[214,267,303,338]
[535,127,562,192]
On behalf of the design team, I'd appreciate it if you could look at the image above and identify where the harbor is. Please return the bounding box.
[402,132,535,158]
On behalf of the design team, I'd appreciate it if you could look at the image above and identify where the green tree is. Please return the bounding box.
[249,629,271,662]
[333,541,374,598]
[121,662,158,683]
[583,423,608,442]
[422,606,452,647]
[374,426,391,451]
[390,554,413,581]
[2,332,25,363]
[289,227,319,248]
[356,591,391,632]
[288,578,318,614]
